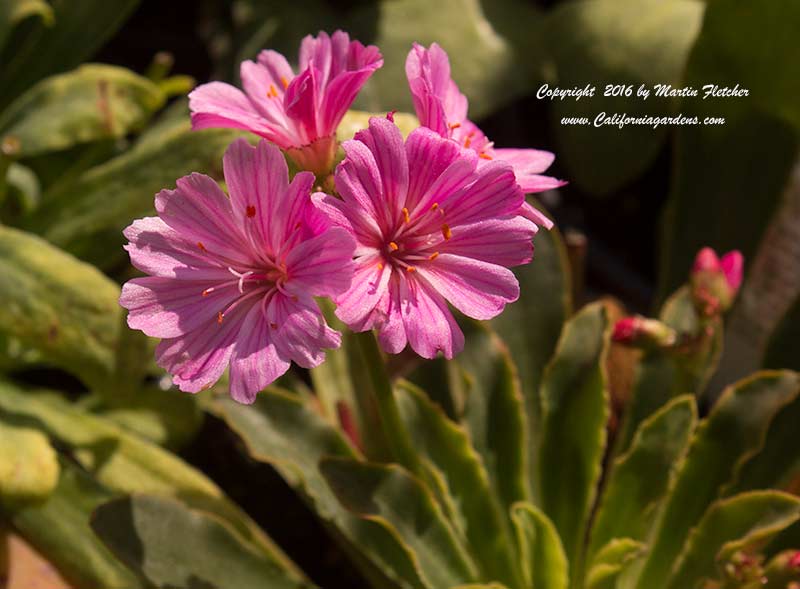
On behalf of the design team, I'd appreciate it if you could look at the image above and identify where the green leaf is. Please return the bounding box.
[666,491,800,589]
[10,459,142,589]
[491,220,571,492]
[537,302,609,581]
[543,0,704,195]
[92,495,313,589]
[586,538,645,589]
[510,502,568,589]
[589,396,696,558]
[658,0,800,298]
[395,380,524,588]
[320,457,479,588]
[210,389,430,589]
[634,371,800,589]
[722,390,800,496]
[0,225,120,389]
[0,419,58,507]
[0,0,140,108]
[763,294,800,371]
[0,381,295,573]
[0,64,165,158]
[0,0,53,54]
[21,123,241,269]
[453,325,529,517]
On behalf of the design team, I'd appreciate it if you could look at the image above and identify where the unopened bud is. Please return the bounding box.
[612,316,677,349]
[690,247,744,316]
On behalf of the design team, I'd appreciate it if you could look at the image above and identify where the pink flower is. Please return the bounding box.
[189,31,383,176]
[690,247,744,315]
[405,43,564,229]
[315,116,542,359]
[120,139,356,403]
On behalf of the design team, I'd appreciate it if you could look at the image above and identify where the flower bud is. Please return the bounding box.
[612,316,677,349]
[690,247,744,316]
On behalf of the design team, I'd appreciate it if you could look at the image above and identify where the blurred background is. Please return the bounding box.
[1,0,798,586]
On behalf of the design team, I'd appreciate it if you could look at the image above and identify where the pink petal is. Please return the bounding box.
[256,50,295,87]
[156,303,251,394]
[519,201,555,230]
[374,275,407,355]
[438,216,537,267]
[189,82,273,137]
[721,251,744,291]
[353,118,409,220]
[229,302,289,404]
[120,277,239,339]
[436,160,523,228]
[284,227,356,297]
[239,60,292,139]
[335,255,391,331]
[155,173,250,265]
[123,217,232,280]
[312,193,382,250]
[266,294,341,369]
[492,148,556,175]
[401,276,464,359]
[405,43,468,133]
[284,66,319,143]
[404,126,474,212]
[337,137,392,229]
[418,254,520,321]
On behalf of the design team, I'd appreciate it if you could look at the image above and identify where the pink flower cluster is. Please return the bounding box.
[121,32,564,402]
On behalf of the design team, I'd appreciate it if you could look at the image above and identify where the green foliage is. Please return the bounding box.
[92,495,312,589]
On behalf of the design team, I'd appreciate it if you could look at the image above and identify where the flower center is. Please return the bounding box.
[380,204,453,273]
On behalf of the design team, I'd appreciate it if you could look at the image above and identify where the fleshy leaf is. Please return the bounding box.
[634,371,800,588]
[210,389,430,589]
[320,457,479,588]
[589,395,696,557]
[0,225,121,390]
[0,64,165,158]
[0,420,59,507]
[510,502,569,589]
[586,538,645,589]
[537,301,609,580]
[10,459,142,589]
[395,380,524,588]
[666,491,800,589]
[92,495,313,589]
[491,219,571,493]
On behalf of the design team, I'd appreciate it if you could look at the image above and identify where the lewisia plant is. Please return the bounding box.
[121,32,557,401]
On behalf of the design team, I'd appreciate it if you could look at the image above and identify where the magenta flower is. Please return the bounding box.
[120,138,356,403]
[315,116,542,359]
[406,42,564,228]
[189,30,383,176]
[690,247,744,316]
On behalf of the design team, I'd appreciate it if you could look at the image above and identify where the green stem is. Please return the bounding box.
[353,331,421,476]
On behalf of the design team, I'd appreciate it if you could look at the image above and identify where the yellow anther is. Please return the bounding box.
[377,262,384,270]
[268,84,278,98]
[464,136,472,148]
[428,252,439,261]
[406,266,416,273]
[280,76,289,89]
[441,224,452,240]
[202,288,212,297]
[402,207,410,223]
[448,122,461,130]
[479,153,492,160]
[389,241,399,251]
[197,241,206,252]
[217,312,224,324]
[430,203,439,211]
